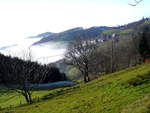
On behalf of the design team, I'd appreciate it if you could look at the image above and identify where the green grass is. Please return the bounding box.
[120,29,134,34]
[103,29,121,35]
[103,28,134,35]
[1,63,150,113]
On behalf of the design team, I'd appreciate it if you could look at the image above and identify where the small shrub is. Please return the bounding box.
[128,77,144,86]
[127,72,150,86]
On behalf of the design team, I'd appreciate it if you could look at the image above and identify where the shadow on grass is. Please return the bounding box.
[41,85,79,101]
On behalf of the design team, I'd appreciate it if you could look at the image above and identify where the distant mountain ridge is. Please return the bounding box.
[33,18,150,45]
[29,32,54,39]
[0,44,18,50]
[33,26,113,45]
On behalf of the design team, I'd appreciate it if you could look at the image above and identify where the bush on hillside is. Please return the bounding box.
[127,72,150,86]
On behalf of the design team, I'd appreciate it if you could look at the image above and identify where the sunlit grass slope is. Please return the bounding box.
[1,63,150,113]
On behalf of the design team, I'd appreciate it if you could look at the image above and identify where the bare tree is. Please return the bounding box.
[0,54,47,104]
[65,38,98,82]
[2,60,37,103]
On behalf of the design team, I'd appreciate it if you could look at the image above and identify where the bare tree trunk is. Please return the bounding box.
[84,75,88,82]
[85,62,90,82]
[22,91,30,103]
[83,70,90,82]
[87,75,90,82]
[27,91,32,104]
[111,39,115,73]
[21,89,32,104]
[24,95,30,103]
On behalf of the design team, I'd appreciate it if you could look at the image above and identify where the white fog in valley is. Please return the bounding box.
[0,38,67,64]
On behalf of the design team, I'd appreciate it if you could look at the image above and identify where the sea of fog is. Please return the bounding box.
[0,38,67,64]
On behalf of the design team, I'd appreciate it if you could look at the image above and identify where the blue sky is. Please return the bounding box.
[0,0,149,43]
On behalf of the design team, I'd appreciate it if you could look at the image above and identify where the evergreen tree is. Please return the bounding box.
[139,27,150,62]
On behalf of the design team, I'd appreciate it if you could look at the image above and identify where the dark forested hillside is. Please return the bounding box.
[0,53,67,84]
[0,53,68,103]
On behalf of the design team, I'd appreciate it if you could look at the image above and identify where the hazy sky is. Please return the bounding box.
[0,0,149,43]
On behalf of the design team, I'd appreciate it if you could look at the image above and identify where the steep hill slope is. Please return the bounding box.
[1,63,150,113]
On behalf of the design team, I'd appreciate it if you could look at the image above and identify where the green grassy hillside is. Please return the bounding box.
[1,63,150,113]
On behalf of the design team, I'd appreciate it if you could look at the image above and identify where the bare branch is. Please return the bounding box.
[129,0,143,6]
